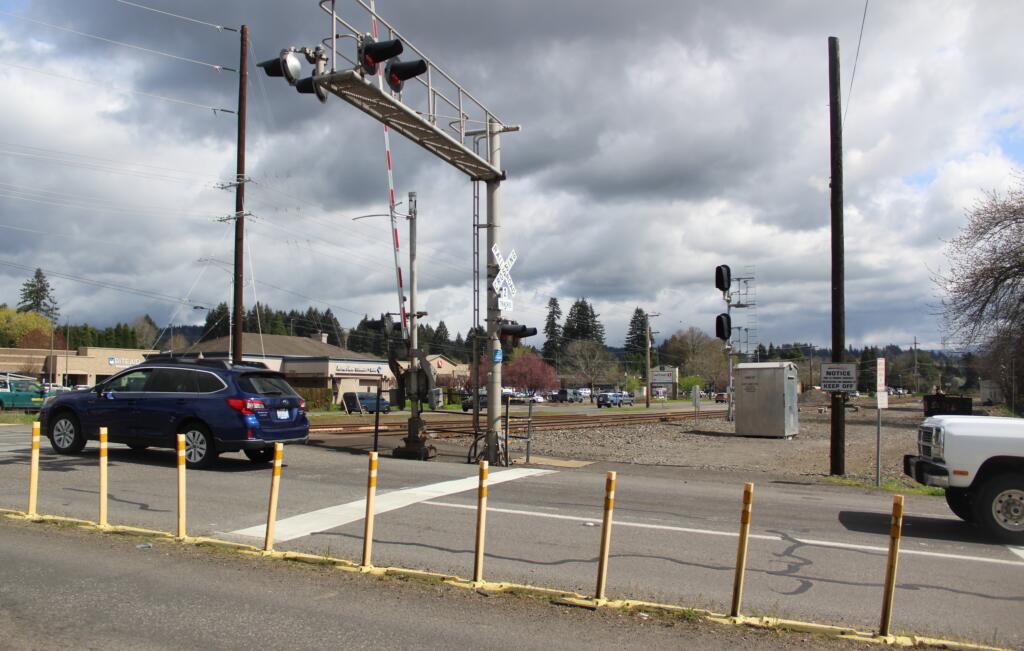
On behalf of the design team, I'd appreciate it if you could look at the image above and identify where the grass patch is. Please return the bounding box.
[0,412,37,425]
[823,476,945,496]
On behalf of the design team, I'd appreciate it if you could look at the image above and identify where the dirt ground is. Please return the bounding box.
[488,398,927,484]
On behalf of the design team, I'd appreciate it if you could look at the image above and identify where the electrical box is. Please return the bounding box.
[734,362,799,438]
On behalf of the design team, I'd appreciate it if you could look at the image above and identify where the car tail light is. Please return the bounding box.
[227,398,266,415]
[298,398,306,414]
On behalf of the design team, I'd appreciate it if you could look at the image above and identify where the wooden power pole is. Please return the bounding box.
[828,36,846,476]
[232,25,248,365]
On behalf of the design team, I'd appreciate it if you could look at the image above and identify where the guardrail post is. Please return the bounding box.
[473,460,489,583]
[27,421,40,517]
[595,470,617,601]
[263,443,284,552]
[361,451,379,567]
[879,494,904,637]
[98,427,108,527]
[730,482,754,617]
[176,433,186,539]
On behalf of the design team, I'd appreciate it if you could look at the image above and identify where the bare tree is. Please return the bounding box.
[560,340,619,400]
[940,175,1024,403]
[941,179,1024,344]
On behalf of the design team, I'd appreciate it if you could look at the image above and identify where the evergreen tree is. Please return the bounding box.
[541,297,563,363]
[433,321,451,351]
[623,307,649,371]
[453,332,465,362]
[587,301,606,345]
[17,268,59,323]
[562,299,591,343]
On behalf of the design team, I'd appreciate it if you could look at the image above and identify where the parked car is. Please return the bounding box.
[462,391,486,412]
[578,387,592,398]
[355,391,390,413]
[597,392,634,408]
[714,392,728,403]
[38,358,309,468]
[555,389,583,403]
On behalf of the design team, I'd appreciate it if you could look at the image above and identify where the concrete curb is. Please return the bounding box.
[0,510,1008,651]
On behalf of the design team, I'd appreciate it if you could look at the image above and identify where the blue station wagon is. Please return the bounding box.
[39,358,309,468]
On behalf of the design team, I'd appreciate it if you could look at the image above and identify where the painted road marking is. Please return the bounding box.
[1009,546,1024,561]
[230,467,555,542]
[425,501,1024,568]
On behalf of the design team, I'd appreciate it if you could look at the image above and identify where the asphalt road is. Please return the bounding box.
[0,422,1021,648]
[1,518,863,651]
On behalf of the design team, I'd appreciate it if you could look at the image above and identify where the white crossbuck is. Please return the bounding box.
[491,244,516,312]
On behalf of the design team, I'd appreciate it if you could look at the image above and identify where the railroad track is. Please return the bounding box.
[309,409,725,438]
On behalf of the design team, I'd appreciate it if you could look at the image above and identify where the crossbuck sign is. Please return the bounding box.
[491,244,517,312]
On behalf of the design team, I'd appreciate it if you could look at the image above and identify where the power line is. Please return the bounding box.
[842,0,869,131]
[0,10,236,72]
[3,61,235,114]
[0,258,200,307]
[111,0,237,33]
[0,141,224,182]
[0,147,225,186]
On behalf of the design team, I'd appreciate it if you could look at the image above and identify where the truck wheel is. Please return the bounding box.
[974,474,1024,543]
[944,487,974,522]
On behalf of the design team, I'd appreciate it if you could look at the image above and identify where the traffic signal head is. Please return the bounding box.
[715,313,731,341]
[715,265,731,293]
[295,48,327,104]
[258,50,302,86]
[498,322,538,346]
[357,35,403,76]
[385,58,427,93]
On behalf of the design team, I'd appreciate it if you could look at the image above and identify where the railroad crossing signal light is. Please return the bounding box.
[715,265,731,293]
[358,35,403,76]
[296,54,327,104]
[258,50,302,86]
[498,322,537,347]
[385,58,427,93]
[715,313,731,341]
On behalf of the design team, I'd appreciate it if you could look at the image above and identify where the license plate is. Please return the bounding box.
[276,409,289,420]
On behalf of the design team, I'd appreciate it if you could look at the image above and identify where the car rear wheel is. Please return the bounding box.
[181,424,216,469]
[974,474,1024,543]
[48,412,86,454]
[244,448,274,463]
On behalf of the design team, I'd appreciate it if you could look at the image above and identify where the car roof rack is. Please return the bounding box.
[140,354,268,370]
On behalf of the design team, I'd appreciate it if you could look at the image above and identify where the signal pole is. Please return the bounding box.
[485,122,502,465]
[645,312,659,408]
[828,36,846,476]
[231,25,248,365]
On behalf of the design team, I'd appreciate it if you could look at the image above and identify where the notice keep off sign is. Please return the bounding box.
[821,363,857,392]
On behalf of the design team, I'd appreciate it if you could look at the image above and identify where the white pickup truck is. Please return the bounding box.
[904,415,1024,542]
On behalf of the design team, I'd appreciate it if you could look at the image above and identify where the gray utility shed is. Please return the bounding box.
[734,362,799,438]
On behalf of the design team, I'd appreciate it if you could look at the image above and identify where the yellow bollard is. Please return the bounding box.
[730,482,754,617]
[176,433,186,539]
[263,443,284,553]
[595,470,617,600]
[879,494,904,637]
[473,460,489,583]
[27,421,40,517]
[361,451,379,567]
[98,427,108,527]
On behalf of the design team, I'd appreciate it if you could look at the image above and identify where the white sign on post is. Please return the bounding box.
[491,244,517,312]
[821,363,857,392]
[876,357,888,409]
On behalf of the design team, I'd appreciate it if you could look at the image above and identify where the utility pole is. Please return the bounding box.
[646,323,652,408]
[231,25,248,365]
[828,36,846,476]
[913,336,919,394]
[645,312,659,408]
[393,193,434,460]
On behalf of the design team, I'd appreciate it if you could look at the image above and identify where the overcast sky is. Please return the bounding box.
[1,0,1022,352]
